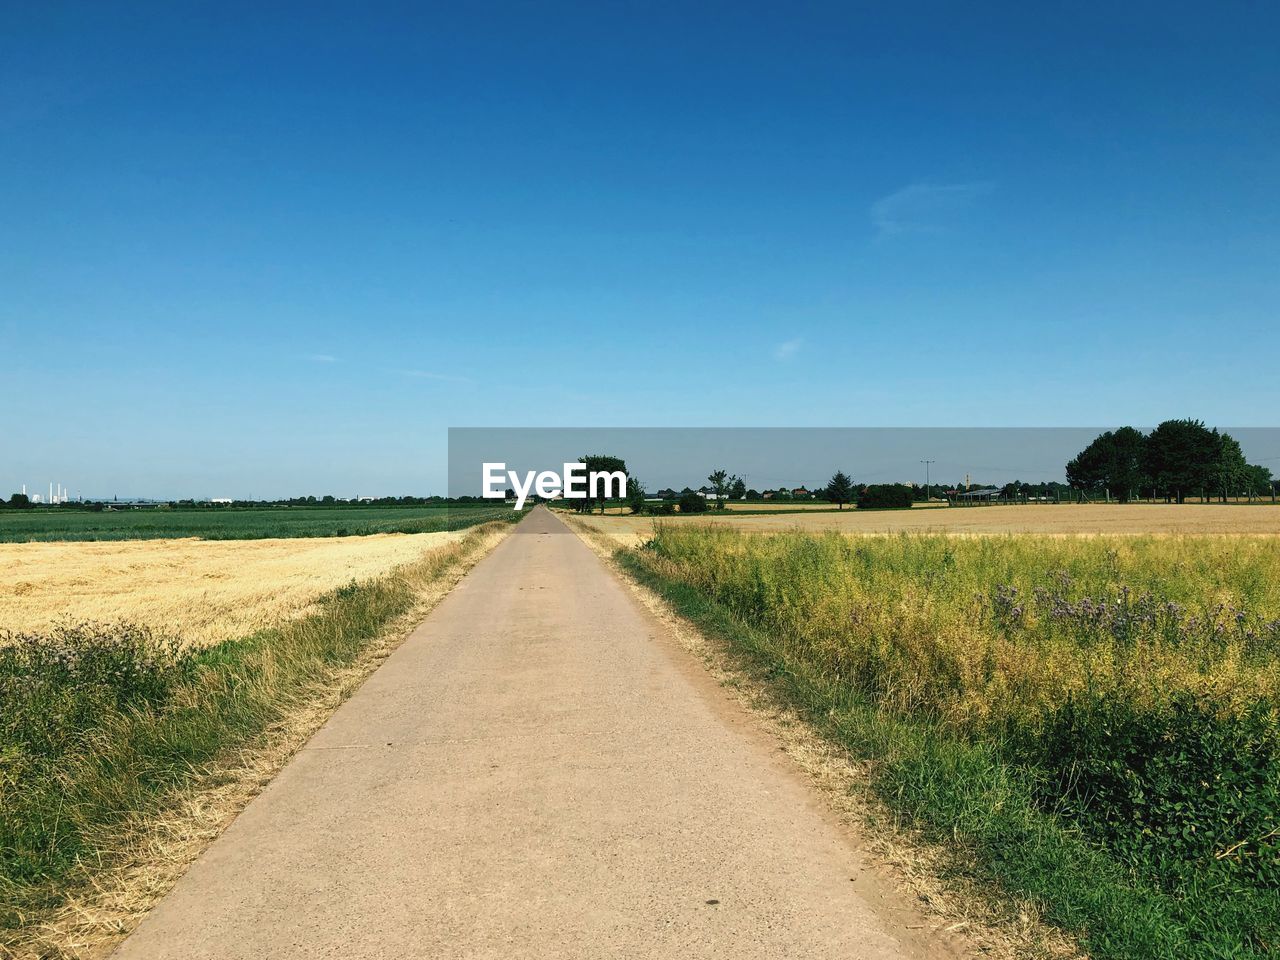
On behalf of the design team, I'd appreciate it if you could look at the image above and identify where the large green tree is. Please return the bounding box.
[1065,427,1146,502]
[1213,433,1248,502]
[1143,419,1220,503]
[576,454,628,513]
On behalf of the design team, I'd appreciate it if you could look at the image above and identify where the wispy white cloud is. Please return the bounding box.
[774,338,803,361]
[870,181,993,237]
[401,369,474,385]
[304,353,338,364]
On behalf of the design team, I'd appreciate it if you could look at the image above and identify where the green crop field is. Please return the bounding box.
[623,527,1280,959]
[0,504,519,542]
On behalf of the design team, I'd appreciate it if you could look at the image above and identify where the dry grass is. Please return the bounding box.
[572,502,1280,548]
[0,532,466,647]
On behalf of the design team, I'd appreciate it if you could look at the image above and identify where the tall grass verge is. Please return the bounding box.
[0,520,512,947]
[620,528,1279,959]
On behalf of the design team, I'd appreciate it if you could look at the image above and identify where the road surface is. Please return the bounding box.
[114,506,954,959]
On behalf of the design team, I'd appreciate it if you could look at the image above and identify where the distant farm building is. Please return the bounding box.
[955,487,1001,502]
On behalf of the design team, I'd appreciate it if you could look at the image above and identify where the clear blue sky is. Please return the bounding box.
[4,2,1277,497]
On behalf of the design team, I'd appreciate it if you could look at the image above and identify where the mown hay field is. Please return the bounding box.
[624,526,1280,958]
[575,502,1280,548]
[718,500,953,512]
[0,533,466,647]
[720,501,855,511]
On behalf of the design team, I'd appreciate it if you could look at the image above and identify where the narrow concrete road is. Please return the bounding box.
[115,507,952,959]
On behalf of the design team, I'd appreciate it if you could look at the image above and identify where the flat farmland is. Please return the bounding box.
[0,504,513,543]
[720,501,948,512]
[0,532,468,647]
[572,502,1280,547]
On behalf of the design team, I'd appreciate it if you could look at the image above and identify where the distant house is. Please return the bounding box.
[956,487,1001,502]
[791,486,810,498]
[210,498,233,505]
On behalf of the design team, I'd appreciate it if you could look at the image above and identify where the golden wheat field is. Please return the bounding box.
[719,501,953,512]
[569,502,1280,547]
[0,532,467,647]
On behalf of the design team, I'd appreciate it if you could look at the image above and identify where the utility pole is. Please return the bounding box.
[920,460,934,502]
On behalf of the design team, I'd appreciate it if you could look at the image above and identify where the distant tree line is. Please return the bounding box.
[1067,420,1274,503]
[8,422,1271,515]
[632,468,926,513]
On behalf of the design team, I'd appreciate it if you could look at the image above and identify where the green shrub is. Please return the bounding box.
[678,491,709,513]
[1032,691,1280,892]
[857,484,914,509]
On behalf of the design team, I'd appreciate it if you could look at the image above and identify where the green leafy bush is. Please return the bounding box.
[678,491,709,513]
[857,484,914,509]
[1033,691,1280,891]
